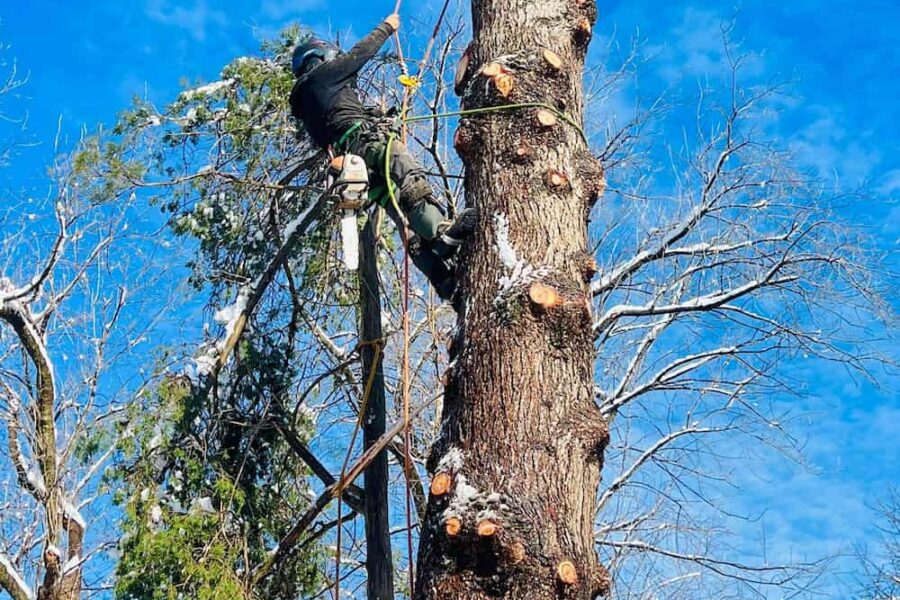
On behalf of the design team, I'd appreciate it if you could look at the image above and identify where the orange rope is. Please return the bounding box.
[390,7,418,596]
[402,245,416,598]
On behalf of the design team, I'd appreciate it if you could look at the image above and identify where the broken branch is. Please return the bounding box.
[454,44,472,95]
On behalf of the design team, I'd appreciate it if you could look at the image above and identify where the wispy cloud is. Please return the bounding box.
[257,0,326,21]
[143,0,228,42]
[788,104,882,186]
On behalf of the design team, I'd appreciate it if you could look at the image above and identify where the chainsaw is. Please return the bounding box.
[326,153,370,271]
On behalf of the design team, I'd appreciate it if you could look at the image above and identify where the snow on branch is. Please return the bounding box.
[600,344,745,417]
[0,201,67,307]
[63,498,87,531]
[179,78,236,102]
[196,193,325,381]
[593,257,801,335]
[0,554,34,600]
[596,538,822,586]
[603,314,676,408]
[1,380,47,502]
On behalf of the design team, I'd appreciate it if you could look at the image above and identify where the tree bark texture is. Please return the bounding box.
[359,217,395,600]
[415,1,609,599]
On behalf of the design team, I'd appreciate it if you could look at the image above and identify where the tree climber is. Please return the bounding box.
[290,13,476,300]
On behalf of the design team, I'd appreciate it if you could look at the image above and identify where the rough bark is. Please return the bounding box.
[415,1,608,599]
[359,217,394,599]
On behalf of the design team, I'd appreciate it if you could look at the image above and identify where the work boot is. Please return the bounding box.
[431,207,478,260]
[409,235,457,300]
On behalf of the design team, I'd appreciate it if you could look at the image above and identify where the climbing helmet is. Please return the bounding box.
[291,39,340,77]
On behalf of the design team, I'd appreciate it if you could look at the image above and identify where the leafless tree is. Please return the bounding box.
[858,488,900,599]
[0,84,180,600]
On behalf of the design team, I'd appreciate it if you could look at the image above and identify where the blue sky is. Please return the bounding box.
[1,0,898,597]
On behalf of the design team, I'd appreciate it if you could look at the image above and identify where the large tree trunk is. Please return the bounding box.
[415,1,609,599]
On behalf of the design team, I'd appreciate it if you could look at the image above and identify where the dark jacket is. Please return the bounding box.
[290,23,393,148]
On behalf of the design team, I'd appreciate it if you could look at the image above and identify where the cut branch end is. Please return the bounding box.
[493,73,515,98]
[541,48,564,71]
[445,517,462,537]
[536,109,557,128]
[508,542,527,564]
[557,560,578,585]
[546,169,569,189]
[529,283,563,310]
[480,62,504,77]
[576,17,593,37]
[476,519,499,537]
[430,472,453,497]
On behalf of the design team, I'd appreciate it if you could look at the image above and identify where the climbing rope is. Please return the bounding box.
[389,1,430,594]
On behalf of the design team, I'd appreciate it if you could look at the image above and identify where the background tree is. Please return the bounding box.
[858,488,900,599]
[0,68,177,600]
[100,34,327,600]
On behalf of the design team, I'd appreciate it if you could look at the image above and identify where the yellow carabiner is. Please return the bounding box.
[398,74,420,89]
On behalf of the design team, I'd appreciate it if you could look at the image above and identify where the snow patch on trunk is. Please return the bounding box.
[443,475,480,519]
[494,213,520,271]
[437,447,464,472]
[442,474,508,522]
[493,212,550,301]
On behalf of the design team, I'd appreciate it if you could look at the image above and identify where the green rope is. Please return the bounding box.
[402,101,588,144]
[377,100,587,234]
[335,120,364,150]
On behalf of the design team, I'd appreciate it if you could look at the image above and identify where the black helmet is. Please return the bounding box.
[291,39,340,77]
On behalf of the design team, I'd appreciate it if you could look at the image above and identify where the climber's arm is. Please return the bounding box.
[322,18,396,80]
